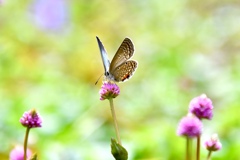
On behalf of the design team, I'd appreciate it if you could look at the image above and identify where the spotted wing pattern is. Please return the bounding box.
[109,38,134,73]
[110,60,138,82]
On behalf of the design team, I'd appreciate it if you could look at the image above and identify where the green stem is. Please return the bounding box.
[197,135,201,160]
[206,151,212,160]
[186,137,192,160]
[109,98,122,145]
[24,127,30,160]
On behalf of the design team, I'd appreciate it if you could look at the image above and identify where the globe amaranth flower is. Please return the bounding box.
[20,109,42,128]
[99,81,120,100]
[177,113,203,138]
[10,146,32,160]
[205,134,222,151]
[189,94,213,120]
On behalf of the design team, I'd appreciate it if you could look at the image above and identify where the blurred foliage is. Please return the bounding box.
[0,0,240,160]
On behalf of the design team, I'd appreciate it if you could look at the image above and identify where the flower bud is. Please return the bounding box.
[205,134,222,151]
[111,138,128,160]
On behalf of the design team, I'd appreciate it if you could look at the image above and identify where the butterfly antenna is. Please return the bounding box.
[95,73,104,85]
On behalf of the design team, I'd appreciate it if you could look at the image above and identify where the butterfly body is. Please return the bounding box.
[96,37,137,82]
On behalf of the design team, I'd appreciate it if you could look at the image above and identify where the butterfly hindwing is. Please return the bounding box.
[111,60,138,82]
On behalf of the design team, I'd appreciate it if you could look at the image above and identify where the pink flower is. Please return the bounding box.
[20,109,42,128]
[205,134,222,151]
[10,146,32,160]
[99,81,120,100]
[177,113,203,138]
[189,94,214,120]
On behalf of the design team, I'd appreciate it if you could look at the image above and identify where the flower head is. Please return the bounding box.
[189,94,214,120]
[20,109,42,128]
[177,113,203,138]
[10,146,32,160]
[205,134,222,151]
[99,81,120,100]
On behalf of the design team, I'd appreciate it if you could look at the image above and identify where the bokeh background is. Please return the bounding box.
[1,0,240,160]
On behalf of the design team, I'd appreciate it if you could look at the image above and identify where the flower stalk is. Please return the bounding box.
[109,98,122,145]
[196,135,200,160]
[24,127,30,160]
[186,137,192,160]
[206,151,212,160]
[99,81,121,145]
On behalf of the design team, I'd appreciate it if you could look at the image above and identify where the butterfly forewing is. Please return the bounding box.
[111,60,138,82]
[109,38,134,73]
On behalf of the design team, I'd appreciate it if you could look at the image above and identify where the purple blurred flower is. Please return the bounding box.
[99,81,120,100]
[20,109,42,128]
[32,0,69,31]
[177,113,203,138]
[189,94,214,120]
[10,146,32,160]
[205,134,222,151]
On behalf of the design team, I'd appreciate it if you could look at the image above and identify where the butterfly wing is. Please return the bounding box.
[109,38,134,74]
[96,36,110,74]
[110,60,138,82]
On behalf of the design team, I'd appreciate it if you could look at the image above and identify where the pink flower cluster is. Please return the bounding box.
[177,94,214,138]
[20,109,42,128]
[189,94,213,120]
[99,81,120,100]
[177,113,203,137]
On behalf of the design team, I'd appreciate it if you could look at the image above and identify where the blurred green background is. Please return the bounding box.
[0,0,240,160]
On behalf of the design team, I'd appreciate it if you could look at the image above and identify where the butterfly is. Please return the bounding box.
[96,36,138,82]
